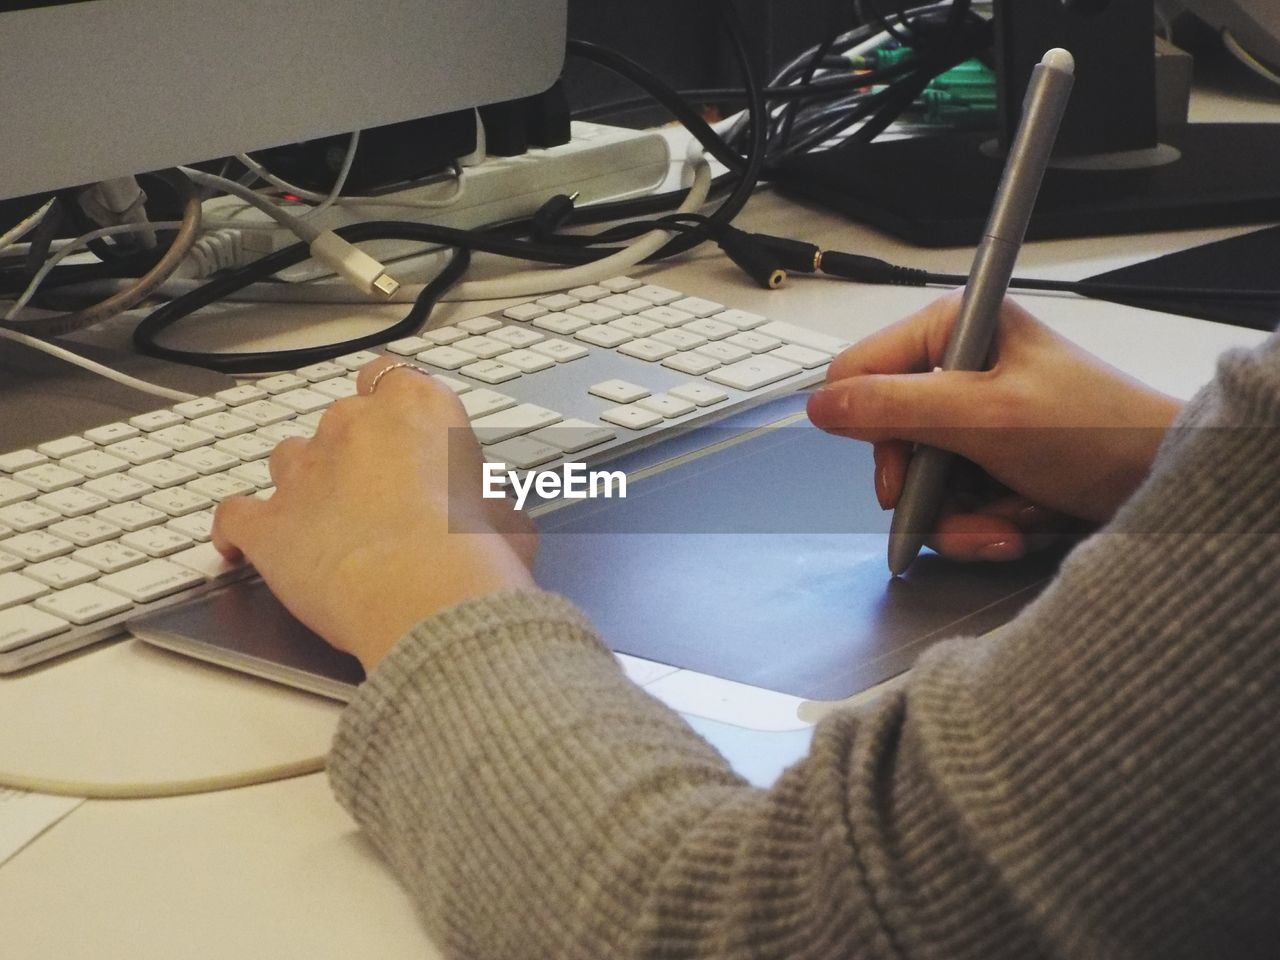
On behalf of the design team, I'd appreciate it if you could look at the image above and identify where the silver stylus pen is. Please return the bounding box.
[887,48,1075,575]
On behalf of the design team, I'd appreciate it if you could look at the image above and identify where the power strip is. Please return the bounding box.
[200,121,672,282]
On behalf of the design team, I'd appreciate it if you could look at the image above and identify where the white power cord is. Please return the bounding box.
[0,199,55,255]
[179,167,400,298]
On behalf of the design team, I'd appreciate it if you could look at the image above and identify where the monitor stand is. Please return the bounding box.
[773,122,1280,248]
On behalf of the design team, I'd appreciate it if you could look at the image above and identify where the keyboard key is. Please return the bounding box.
[190,411,257,438]
[0,450,48,473]
[121,527,195,558]
[599,276,642,293]
[149,425,215,452]
[638,305,695,328]
[496,349,555,374]
[14,463,83,493]
[0,573,51,609]
[0,501,62,532]
[257,422,313,444]
[107,436,171,465]
[186,475,256,502]
[0,478,37,507]
[73,542,148,574]
[460,360,522,385]
[416,346,474,370]
[529,340,588,363]
[589,380,650,404]
[422,326,468,346]
[83,422,141,445]
[129,460,199,489]
[660,351,720,375]
[706,355,802,391]
[533,312,592,335]
[25,557,100,590]
[386,335,431,356]
[215,384,269,406]
[712,308,767,331]
[98,502,168,532]
[619,338,677,362]
[141,488,213,517]
[609,315,664,337]
[489,326,544,349]
[430,374,471,394]
[35,487,109,518]
[454,336,509,359]
[229,462,273,489]
[484,437,561,470]
[273,389,331,414]
[166,510,215,542]
[756,321,850,355]
[37,435,93,459]
[173,397,227,419]
[35,583,133,624]
[84,474,153,503]
[629,284,682,305]
[598,293,650,314]
[684,318,736,340]
[567,284,611,301]
[258,373,308,394]
[49,516,123,548]
[460,390,518,419]
[3,532,74,563]
[296,361,346,382]
[600,405,663,431]
[129,409,186,433]
[725,331,782,353]
[502,302,548,322]
[535,293,580,311]
[335,350,378,371]
[768,344,832,369]
[567,303,623,324]
[696,341,752,364]
[233,400,294,426]
[0,605,70,652]
[671,296,724,318]
[636,394,697,418]
[58,450,130,479]
[215,434,276,462]
[668,383,729,407]
[653,328,707,350]
[472,404,562,445]
[98,559,205,603]
[0,551,21,573]
[169,542,246,581]
[457,316,503,334]
[313,378,359,400]
[575,325,632,348]
[528,419,617,454]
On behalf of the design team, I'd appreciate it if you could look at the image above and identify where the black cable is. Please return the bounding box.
[134,246,470,374]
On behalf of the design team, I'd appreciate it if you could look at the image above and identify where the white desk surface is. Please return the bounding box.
[4,85,1279,956]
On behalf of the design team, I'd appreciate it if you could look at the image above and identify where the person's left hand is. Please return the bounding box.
[212,359,537,672]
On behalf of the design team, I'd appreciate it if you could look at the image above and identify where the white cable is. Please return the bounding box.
[306,131,360,217]
[3,221,183,323]
[236,145,468,210]
[181,167,399,298]
[0,327,196,403]
[0,199,55,255]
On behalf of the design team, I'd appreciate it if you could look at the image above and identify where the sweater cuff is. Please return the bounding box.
[327,589,605,825]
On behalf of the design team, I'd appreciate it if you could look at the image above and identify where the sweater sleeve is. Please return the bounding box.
[328,334,1280,960]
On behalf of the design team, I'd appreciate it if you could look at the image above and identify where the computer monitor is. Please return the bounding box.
[0,0,567,202]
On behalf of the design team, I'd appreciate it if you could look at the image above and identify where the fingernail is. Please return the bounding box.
[807,388,848,425]
[978,540,1018,562]
[875,464,891,509]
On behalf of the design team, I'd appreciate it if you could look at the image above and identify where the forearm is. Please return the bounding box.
[330,336,1280,960]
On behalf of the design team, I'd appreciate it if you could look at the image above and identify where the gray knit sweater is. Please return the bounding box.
[328,333,1280,960]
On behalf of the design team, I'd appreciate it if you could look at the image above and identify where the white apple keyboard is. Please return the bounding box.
[0,275,849,673]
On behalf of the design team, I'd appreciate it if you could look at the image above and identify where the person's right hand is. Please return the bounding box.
[806,292,1183,562]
